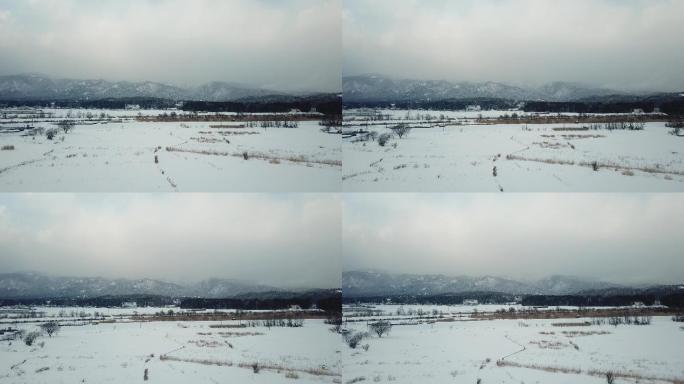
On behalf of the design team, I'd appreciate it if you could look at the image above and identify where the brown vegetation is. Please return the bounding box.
[497,359,684,384]
[158,355,340,378]
[165,146,342,167]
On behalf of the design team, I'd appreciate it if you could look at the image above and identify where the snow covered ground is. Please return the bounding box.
[342,308,684,384]
[0,108,340,191]
[0,311,340,383]
[343,110,683,191]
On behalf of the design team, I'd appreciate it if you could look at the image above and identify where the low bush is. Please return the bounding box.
[40,321,60,337]
[391,124,412,138]
[23,331,41,346]
[343,330,368,349]
[57,120,76,133]
[368,321,392,338]
[45,128,59,140]
[378,133,392,147]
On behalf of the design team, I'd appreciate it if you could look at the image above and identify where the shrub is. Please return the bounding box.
[368,321,392,338]
[378,133,392,147]
[252,362,260,373]
[45,128,59,140]
[23,331,41,346]
[57,120,76,133]
[40,321,60,337]
[606,371,614,384]
[343,331,367,349]
[367,131,378,141]
[391,124,412,138]
[665,120,684,129]
[242,151,249,160]
[285,372,299,379]
[326,314,342,333]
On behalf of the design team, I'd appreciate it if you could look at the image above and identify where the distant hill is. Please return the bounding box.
[0,272,293,299]
[342,270,623,297]
[343,74,628,102]
[0,74,301,102]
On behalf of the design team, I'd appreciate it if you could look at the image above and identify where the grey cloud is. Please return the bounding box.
[343,0,684,91]
[0,0,341,92]
[343,194,684,285]
[0,193,341,289]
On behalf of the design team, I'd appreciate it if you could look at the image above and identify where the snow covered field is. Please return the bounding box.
[342,305,684,384]
[343,110,684,191]
[0,307,341,383]
[0,108,340,191]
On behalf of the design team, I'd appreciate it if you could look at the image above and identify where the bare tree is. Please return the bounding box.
[57,120,76,133]
[40,321,60,337]
[392,124,412,139]
[368,320,392,338]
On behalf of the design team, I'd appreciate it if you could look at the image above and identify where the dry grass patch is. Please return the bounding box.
[497,360,684,384]
[506,154,684,177]
[562,330,611,337]
[529,340,567,349]
[165,146,342,167]
[217,331,264,337]
[551,321,591,327]
[209,324,247,329]
[553,127,590,131]
[209,124,246,128]
[159,354,340,378]
[188,339,228,348]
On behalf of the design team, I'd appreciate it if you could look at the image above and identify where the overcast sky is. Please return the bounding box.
[0,0,341,92]
[0,194,341,289]
[343,194,684,285]
[343,0,684,91]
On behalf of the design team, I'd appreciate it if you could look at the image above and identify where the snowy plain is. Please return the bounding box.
[0,307,341,383]
[0,108,341,192]
[343,109,684,192]
[342,304,684,384]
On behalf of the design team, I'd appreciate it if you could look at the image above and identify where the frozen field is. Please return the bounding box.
[343,110,683,192]
[342,307,684,384]
[0,108,341,192]
[0,307,341,383]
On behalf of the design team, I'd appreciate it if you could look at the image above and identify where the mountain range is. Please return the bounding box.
[342,270,649,297]
[343,74,632,103]
[0,272,287,299]
[0,74,296,102]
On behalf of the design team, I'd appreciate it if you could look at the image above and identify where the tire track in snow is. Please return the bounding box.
[500,334,526,361]
[153,145,179,192]
[491,153,504,192]
[0,150,54,177]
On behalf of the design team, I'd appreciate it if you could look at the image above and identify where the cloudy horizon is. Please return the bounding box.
[344,0,684,92]
[0,0,341,92]
[0,194,341,289]
[343,194,684,285]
